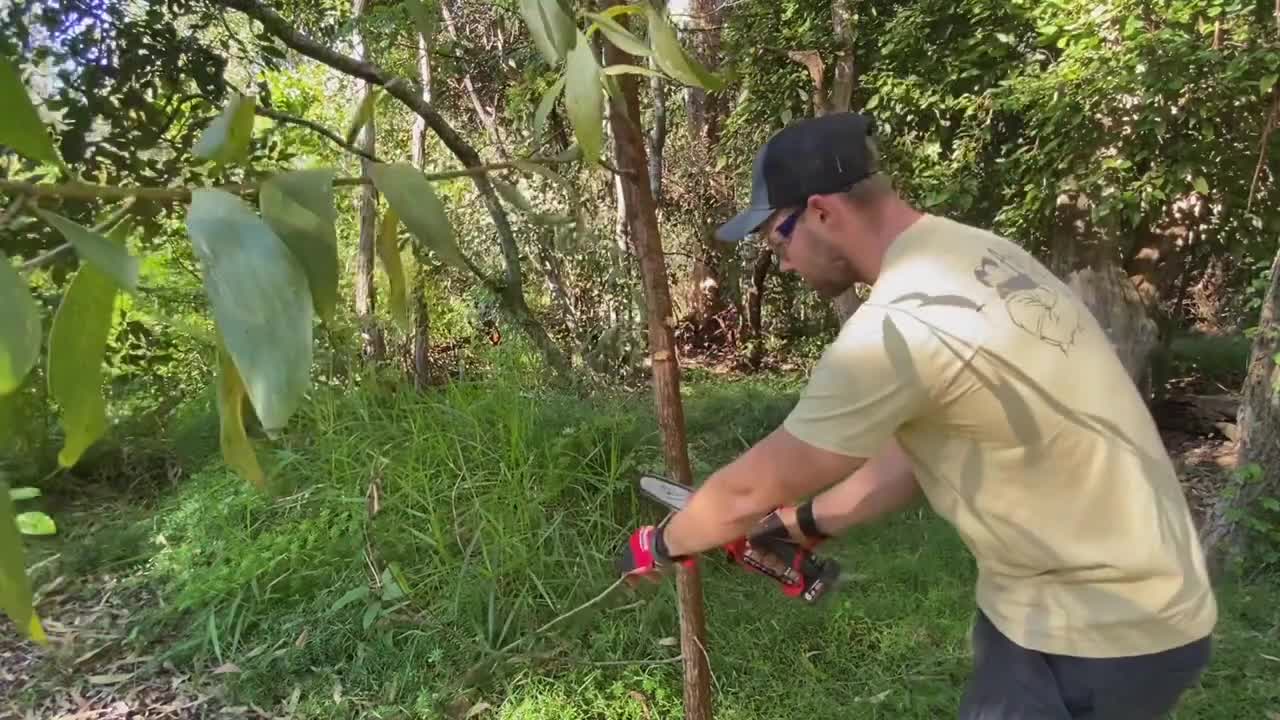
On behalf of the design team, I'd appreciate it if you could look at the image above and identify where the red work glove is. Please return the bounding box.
[614,520,693,585]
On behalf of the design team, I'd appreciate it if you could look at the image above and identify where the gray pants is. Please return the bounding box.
[959,611,1211,719]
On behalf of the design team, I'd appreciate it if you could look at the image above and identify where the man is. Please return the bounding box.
[614,112,1217,718]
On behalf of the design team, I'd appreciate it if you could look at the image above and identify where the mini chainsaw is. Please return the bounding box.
[638,474,841,603]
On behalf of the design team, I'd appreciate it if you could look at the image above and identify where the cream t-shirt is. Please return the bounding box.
[783,213,1217,658]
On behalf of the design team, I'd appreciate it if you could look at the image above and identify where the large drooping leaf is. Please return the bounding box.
[646,6,723,91]
[366,163,469,273]
[565,29,605,164]
[532,75,566,143]
[186,189,313,433]
[519,0,576,65]
[0,253,40,396]
[34,209,139,292]
[15,512,55,536]
[215,338,266,488]
[7,487,39,501]
[47,263,117,468]
[259,169,339,324]
[376,208,410,331]
[193,93,257,166]
[345,88,380,146]
[0,57,63,169]
[586,12,650,57]
[0,478,45,644]
[404,0,440,53]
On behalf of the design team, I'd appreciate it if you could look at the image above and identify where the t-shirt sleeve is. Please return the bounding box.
[783,307,930,458]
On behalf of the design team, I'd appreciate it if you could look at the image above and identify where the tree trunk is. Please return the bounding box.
[828,0,862,324]
[352,0,384,361]
[600,4,712,718]
[747,247,772,368]
[648,72,666,205]
[410,22,433,389]
[1201,246,1280,574]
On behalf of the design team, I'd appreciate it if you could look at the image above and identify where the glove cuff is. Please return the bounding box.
[653,516,688,565]
[796,500,829,541]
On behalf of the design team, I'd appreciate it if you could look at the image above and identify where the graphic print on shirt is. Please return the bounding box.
[973,247,1082,354]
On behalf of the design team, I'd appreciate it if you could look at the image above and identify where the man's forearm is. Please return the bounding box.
[808,438,919,536]
[659,427,867,558]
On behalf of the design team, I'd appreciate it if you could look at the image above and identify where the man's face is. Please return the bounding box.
[759,203,857,298]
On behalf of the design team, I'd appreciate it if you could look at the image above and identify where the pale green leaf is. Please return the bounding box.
[600,4,644,20]
[376,208,410,332]
[215,337,266,489]
[47,264,116,468]
[8,488,39,501]
[0,57,63,169]
[187,189,313,433]
[0,253,41,396]
[259,169,339,323]
[533,75,566,144]
[193,93,257,166]
[344,88,380,146]
[362,601,381,630]
[367,163,470,273]
[330,585,369,613]
[0,479,45,645]
[404,0,440,53]
[1193,176,1209,195]
[15,511,55,536]
[492,178,535,213]
[1261,74,1277,95]
[646,6,723,91]
[565,29,605,163]
[34,209,139,292]
[602,64,664,78]
[586,13,650,57]
[519,0,576,65]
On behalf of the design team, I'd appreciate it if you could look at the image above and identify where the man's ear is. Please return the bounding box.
[806,193,842,226]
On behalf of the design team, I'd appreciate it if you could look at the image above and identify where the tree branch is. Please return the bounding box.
[0,159,573,204]
[257,106,383,163]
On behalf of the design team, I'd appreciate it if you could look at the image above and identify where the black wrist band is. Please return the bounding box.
[654,517,686,564]
[797,500,828,540]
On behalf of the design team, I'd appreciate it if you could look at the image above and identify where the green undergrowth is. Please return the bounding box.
[19,368,1280,718]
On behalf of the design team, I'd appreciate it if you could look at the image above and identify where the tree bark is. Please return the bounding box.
[600,4,712,718]
[1202,246,1280,574]
[353,0,385,361]
[747,247,772,368]
[411,20,433,389]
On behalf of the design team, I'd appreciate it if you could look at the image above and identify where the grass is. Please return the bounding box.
[14,363,1280,719]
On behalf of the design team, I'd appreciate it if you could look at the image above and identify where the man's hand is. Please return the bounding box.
[614,522,692,585]
[750,501,829,549]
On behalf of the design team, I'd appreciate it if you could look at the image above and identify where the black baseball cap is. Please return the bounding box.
[715,112,878,242]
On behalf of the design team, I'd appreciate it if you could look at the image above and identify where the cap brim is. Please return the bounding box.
[714,206,774,243]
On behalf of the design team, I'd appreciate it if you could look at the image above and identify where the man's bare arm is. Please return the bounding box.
[660,426,866,558]
[795,437,920,537]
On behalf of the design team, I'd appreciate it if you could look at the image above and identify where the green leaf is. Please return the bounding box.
[586,12,651,57]
[376,208,410,332]
[15,511,54,536]
[344,88,380,147]
[330,585,369,613]
[187,189,313,434]
[0,56,63,169]
[0,254,40,396]
[1193,176,1209,194]
[565,29,605,164]
[34,210,139,292]
[519,0,577,65]
[215,337,266,489]
[367,163,469,273]
[1262,74,1278,95]
[362,601,381,630]
[193,93,257,166]
[533,75,567,143]
[600,4,644,20]
[645,5,722,91]
[493,178,535,214]
[47,264,116,468]
[259,169,339,324]
[7,488,39,502]
[0,478,45,644]
[603,64,664,78]
[404,0,440,53]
